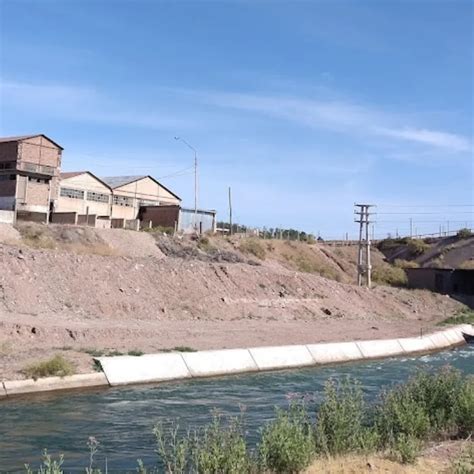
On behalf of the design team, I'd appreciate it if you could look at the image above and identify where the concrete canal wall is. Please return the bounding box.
[1,324,472,397]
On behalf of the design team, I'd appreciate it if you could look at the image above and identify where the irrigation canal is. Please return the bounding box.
[1,345,473,470]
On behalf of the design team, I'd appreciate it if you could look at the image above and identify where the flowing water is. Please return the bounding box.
[1,346,473,471]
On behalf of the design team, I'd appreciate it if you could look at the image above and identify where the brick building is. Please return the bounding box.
[0,134,63,220]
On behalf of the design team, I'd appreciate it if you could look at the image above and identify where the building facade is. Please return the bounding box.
[58,172,112,217]
[0,135,63,218]
[101,175,181,220]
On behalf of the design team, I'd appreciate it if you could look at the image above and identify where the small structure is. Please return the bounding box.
[0,134,63,222]
[406,268,474,308]
[139,205,217,233]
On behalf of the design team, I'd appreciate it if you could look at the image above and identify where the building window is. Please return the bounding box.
[0,162,15,170]
[87,191,109,203]
[0,174,15,181]
[28,177,48,183]
[113,195,133,207]
[60,187,84,199]
[139,199,160,207]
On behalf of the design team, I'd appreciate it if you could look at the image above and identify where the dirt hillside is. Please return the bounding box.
[0,223,466,380]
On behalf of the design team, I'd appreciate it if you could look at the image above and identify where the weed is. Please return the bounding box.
[372,265,407,287]
[259,402,314,473]
[128,350,144,356]
[171,346,196,353]
[457,228,473,239]
[394,259,419,269]
[315,377,378,455]
[23,355,74,380]
[407,239,431,256]
[452,443,474,474]
[153,422,191,474]
[83,348,105,357]
[389,433,421,464]
[192,412,251,474]
[239,239,266,260]
[25,450,64,474]
[438,309,474,326]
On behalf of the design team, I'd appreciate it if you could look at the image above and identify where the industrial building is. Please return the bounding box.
[0,134,63,222]
[0,134,215,232]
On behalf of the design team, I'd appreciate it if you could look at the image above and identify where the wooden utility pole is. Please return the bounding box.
[355,204,375,288]
[228,186,233,235]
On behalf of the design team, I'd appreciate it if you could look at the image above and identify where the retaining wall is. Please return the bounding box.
[1,324,472,397]
[0,210,14,224]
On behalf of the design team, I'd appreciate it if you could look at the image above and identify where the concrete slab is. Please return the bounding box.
[182,349,258,377]
[3,373,108,396]
[249,345,315,370]
[98,353,191,386]
[306,342,363,364]
[356,339,405,359]
[428,330,452,349]
[397,336,436,354]
[0,382,7,398]
[442,328,465,345]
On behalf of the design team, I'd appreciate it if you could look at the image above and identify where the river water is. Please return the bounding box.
[1,346,473,471]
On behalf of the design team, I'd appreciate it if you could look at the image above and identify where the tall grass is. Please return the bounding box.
[24,367,473,472]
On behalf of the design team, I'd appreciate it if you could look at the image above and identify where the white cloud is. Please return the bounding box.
[374,127,471,152]
[185,89,471,154]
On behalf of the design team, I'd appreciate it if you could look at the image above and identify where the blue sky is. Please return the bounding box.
[0,0,472,238]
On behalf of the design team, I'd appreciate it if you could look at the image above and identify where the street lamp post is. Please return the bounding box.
[174,137,198,232]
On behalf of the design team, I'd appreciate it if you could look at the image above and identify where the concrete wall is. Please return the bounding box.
[51,212,78,225]
[0,210,14,224]
[97,324,473,388]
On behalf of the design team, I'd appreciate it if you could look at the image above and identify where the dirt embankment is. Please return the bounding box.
[0,224,466,380]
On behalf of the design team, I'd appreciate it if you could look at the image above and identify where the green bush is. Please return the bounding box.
[389,433,421,464]
[154,422,190,474]
[259,403,314,473]
[376,368,470,445]
[25,450,64,474]
[407,239,430,256]
[239,239,266,260]
[457,228,473,239]
[315,378,378,455]
[372,265,407,287]
[23,355,74,380]
[394,259,419,269]
[192,413,251,474]
[452,444,474,474]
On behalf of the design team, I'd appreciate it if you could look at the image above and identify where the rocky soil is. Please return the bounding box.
[0,224,465,380]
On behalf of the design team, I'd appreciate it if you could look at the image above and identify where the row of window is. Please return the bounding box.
[0,174,15,181]
[87,191,109,203]
[59,188,135,207]
[0,162,15,170]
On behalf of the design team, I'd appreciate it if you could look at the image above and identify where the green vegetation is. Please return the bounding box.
[128,350,144,356]
[161,346,197,353]
[23,355,74,380]
[452,443,474,474]
[291,255,340,281]
[437,308,474,326]
[457,228,473,239]
[143,225,175,235]
[239,238,266,260]
[407,238,431,256]
[24,368,473,472]
[393,259,419,269]
[372,264,407,287]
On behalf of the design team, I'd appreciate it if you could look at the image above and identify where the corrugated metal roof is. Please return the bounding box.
[101,175,147,188]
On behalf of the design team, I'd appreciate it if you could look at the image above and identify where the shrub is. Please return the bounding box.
[457,228,473,239]
[394,259,419,269]
[455,377,474,437]
[452,443,474,474]
[407,239,430,256]
[259,403,314,473]
[25,450,65,474]
[459,260,474,270]
[154,422,191,474]
[315,377,378,455]
[192,413,252,474]
[372,265,407,287]
[128,350,144,356]
[239,239,266,260]
[438,309,474,326]
[389,433,421,464]
[376,368,470,446]
[23,355,74,380]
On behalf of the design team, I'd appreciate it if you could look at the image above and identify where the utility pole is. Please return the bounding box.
[228,186,233,235]
[355,203,375,288]
[175,136,198,232]
[409,218,413,238]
